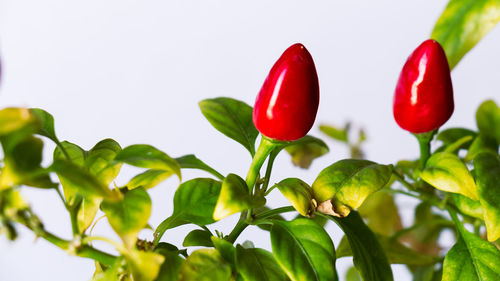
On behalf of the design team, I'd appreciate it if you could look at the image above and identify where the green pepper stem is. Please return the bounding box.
[413,130,436,169]
[245,137,281,192]
[226,137,283,244]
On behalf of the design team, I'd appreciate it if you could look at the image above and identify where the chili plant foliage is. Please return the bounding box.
[1,2,500,281]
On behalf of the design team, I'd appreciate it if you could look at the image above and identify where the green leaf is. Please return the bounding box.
[213,174,256,220]
[476,99,500,144]
[442,212,500,280]
[92,257,124,281]
[54,141,85,165]
[452,194,484,219]
[421,152,478,200]
[199,97,258,156]
[115,144,181,180]
[329,212,393,281]
[358,190,402,236]
[30,108,58,143]
[284,135,329,169]
[86,139,122,186]
[154,250,184,281]
[78,197,102,232]
[312,159,392,217]
[275,178,315,217]
[0,107,37,136]
[436,127,477,148]
[236,246,288,281]
[474,152,500,241]
[465,134,498,162]
[270,218,337,281]
[175,154,224,180]
[345,267,361,281]
[101,187,151,247]
[319,124,349,143]
[254,206,286,232]
[178,249,232,281]
[211,236,236,267]
[0,136,57,189]
[443,135,475,154]
[127,169,174,190]
[431,0,500,69]
[126,250,165,281]
[51,159,118,200]
[336,234,438,266]
[183,229,213,247]
[155,178,222,235]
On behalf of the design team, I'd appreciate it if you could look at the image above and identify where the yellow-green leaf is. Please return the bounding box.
[421,152,478,200]
[431,0,500,69]
[213,173,255,221]
[275,178,315,217]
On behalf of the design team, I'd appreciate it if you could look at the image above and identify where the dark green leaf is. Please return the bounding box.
[155,250,184,281]
[101,187,151,247]
[421,152,478,200]
[175,154,224,180]
[276,178,314,217]
[183,229,213,247]
[211,236,236,267]
[336,234,438,266]
[474,152,500,241]
[270,218,337,281]
[442,212,500,280]
[284,135,329,169]
[115,144,181,180]
[329,212,393,281]
[436,128,477,147]
[178,249,232,281]
[155,178,222,235]
[431,1,500,69]
[465,134,498,161]
[213,173,256,220]
[0,136,56,189]
[30,108,58,143]
[236,246,288,281]
[312,159,392,217]
[476,99,500,144]
[199,97,258,156]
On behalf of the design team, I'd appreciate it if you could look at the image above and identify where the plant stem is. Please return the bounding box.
[245,137,281,193]
[253,206,295,220]
[413,130,436,169]
[261,149,279,193]
[226,137,283,244]
[16,212,116,266]
[392,170,415,191]
[226,212,249,243]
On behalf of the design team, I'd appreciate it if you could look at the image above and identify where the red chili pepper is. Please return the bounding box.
[393,39,454,134]
[253,43,319,141]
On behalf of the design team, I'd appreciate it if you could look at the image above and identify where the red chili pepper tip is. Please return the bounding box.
[393,39,454,134]
[253,43,320,141]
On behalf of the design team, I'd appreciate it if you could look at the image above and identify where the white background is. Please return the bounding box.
[0,1,499,280]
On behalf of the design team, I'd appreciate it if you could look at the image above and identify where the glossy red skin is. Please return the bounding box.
[393,39,454,134]
[253,43,319,141]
